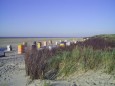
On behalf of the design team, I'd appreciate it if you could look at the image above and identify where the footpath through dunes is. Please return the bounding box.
[0,51,28,86]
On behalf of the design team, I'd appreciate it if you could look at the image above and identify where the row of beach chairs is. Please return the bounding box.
[18,40,78,54]
[0,40,78,57]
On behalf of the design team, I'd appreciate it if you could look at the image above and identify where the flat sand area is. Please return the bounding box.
[0,38,115,86]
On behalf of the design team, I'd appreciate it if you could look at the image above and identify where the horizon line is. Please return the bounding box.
[0,36,88,38]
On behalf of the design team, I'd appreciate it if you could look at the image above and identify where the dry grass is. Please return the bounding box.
[25,35,115,80]
[25,43,77,79]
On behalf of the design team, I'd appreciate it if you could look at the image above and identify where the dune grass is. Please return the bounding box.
[25,34,115,80]
[48,46,115,78]
[94,34,115,39]
[94,34,115,46]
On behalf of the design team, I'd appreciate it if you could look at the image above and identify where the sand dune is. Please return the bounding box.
[0,38,115,86]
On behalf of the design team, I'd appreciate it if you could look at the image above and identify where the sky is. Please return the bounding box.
[0,0,115,37]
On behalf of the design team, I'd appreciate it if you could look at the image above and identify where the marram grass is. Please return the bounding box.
[48,46,115,78]
[25,35,115,80]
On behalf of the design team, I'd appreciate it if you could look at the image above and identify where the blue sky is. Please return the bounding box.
[0,0,115,37]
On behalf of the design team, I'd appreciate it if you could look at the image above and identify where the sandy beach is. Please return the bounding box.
[0,38,115,86]
[1,0,115,85]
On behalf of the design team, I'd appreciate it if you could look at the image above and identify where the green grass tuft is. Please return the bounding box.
[48,46,115,78]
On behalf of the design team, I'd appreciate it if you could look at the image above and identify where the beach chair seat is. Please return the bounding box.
[0,48,7,57]
[0,51,5,57]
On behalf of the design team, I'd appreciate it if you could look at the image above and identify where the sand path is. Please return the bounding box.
[0,51,28,86]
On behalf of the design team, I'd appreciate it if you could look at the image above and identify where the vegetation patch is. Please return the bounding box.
[25,34,115,80]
